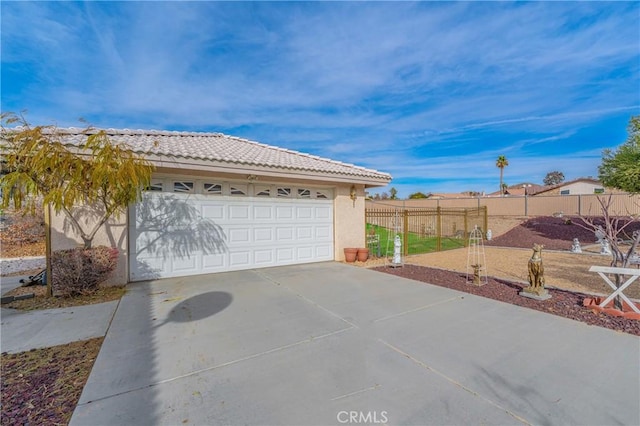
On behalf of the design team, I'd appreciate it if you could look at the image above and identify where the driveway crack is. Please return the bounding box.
[251,269,359,329]
[378,339,531,425]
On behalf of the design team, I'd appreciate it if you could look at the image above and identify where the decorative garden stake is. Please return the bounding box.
[520,243,551,300]
[466,225,488,285]
[570,238,582,253]
[391,234,403,267]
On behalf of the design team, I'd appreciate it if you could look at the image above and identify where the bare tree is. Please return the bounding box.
[578,195,640,310]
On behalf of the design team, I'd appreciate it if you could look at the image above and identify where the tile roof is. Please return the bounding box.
[487,182,547,197]
[533,178,602,195]
[53,128,392,182]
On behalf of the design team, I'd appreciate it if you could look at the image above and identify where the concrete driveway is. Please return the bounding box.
[71,262,639,425]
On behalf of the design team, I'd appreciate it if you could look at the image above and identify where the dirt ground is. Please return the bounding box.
[358,245,640,299]
[486,216,527,238]
[403,246,638,297]
[358,215,640,300]
[361,247,640,300]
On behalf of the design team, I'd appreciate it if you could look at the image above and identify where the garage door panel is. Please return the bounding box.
[202,254,225,270]
[229,205,250,220]
[228,228,251,243]
[297,246,314,260]
[254,250,274,265]
[276,207,293,219]
[315,226,332,239]
[276,247,295,262]
[202,205,225,220]
[296,227,313,240]
[254,228,273,242]
[296,207,313,219]
[276,227,295,241]
[173,256,199,272]
[130,195,334,280]
[316,245,332,258]
[230,251,251,267]
[253,205,273,220]
[315,206,332,219]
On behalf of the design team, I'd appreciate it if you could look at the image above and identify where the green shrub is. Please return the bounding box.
[51,246,118,297]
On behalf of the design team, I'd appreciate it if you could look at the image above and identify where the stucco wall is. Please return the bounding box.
[542,182,605,195]
[50,205,128,285]
[333,184,366,260]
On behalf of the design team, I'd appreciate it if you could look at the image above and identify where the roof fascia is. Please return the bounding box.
[148,156,391,187]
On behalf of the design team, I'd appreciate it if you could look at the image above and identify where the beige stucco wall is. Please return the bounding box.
[541,181,605,196]
[49,205,128,285]
[333,184,366,260]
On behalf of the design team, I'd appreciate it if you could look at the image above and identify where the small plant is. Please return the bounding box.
[51,246,118,297]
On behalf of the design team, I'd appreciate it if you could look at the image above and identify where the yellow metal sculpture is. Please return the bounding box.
[521,243,551,300]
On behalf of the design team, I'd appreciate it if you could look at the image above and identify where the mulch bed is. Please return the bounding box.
[2,285,126,310]
[485,216,640,250]
[0,208,46,258]
[375,264,640,336]
[1,338,103,426]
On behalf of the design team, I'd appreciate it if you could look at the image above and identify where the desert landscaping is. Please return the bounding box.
[2,208,640,425]
[357,215,640,336]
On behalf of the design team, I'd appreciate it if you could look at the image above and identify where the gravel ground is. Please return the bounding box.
[359,215,640,335]
[359,216,640,299]
[1,338,103,425]
[401,246,640,299]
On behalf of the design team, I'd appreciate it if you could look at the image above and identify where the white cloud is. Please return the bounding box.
[2,1,638,195]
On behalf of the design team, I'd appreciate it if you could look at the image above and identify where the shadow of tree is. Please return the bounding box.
[134,194,227,260]
[157,291,233,326]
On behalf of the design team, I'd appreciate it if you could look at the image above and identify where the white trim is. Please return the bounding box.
[146,173,335,200]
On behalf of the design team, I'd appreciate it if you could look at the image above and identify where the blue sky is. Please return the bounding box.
[2,1,638,198]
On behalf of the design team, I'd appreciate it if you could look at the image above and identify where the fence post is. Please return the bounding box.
[464,210,469,247]
[483,206,488,234]
[403,209,409,256]
[578,194,582,216]
[436,206,442,251]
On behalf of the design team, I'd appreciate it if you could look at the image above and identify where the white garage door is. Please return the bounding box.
[129,180,334,281]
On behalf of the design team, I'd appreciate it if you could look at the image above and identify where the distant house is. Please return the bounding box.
[533,178,610,196]
[487,183,544,197]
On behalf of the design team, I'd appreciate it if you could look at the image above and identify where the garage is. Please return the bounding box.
[49,128,391,284]
[129,178,334,281]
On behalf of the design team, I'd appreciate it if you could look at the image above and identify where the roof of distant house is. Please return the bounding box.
[533,178,603,195]
[427,192,476,199]
[487,182,546,197]
[24,127,392,184]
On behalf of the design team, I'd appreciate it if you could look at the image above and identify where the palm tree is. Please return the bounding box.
[496,155,509,196]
